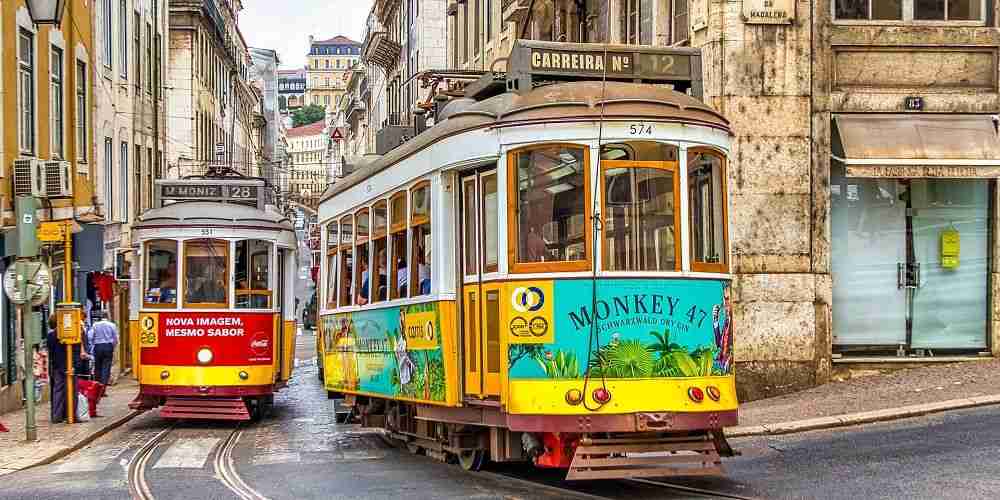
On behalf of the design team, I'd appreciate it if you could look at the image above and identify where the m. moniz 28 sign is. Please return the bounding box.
[507,40,704,97]
[154,179,266,208]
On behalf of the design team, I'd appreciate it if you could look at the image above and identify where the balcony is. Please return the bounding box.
[502,0,531,24]
[362,29,401,72]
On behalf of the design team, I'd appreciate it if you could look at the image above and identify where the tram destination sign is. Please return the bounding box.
[155,179,266,209]
[507,40,703,98]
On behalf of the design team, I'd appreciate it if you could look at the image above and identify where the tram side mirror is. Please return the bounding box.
[115,249,134,281]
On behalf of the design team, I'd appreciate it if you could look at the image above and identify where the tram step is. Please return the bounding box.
[566,433,723,481]
[160,397,250,421]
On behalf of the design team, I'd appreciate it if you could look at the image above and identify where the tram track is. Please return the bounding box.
[127,422,269,500]
[475,467,759,500]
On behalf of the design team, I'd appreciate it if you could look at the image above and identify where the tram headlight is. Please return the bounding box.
[196,348,214,365]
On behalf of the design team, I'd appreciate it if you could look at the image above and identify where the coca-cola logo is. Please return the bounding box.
[249,333,270,355]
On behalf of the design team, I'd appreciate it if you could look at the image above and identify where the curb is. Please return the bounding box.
[21,409,145,472]
[726,393,1000,438]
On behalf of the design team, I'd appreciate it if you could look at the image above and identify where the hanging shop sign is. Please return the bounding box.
[742,0,795,24]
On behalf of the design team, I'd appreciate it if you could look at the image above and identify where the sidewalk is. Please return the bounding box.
[729,358,1000,437]
[0,377,142,476]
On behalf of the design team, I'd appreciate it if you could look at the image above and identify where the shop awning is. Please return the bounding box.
[833,114,1000,178]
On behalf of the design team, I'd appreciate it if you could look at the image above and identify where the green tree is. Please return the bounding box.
[292,104,326,127]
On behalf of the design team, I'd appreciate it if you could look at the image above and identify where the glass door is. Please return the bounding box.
[832,169,908,347]
[833,163,990,352]
[460,169,501,398]
[910,180,989,350]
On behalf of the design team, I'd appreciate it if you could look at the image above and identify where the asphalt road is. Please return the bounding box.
[2,329,998,499]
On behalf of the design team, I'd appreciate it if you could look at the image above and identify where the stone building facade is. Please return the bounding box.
[166,0,259,178]
[287,120,330,208]
[448,0,1000,400]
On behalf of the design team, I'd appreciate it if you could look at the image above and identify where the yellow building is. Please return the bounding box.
[1,0,98,413]
[2,0,97,214]
[305,35,361,111]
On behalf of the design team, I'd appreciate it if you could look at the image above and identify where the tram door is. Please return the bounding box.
[460,169,501,399]
[277,249,287,380]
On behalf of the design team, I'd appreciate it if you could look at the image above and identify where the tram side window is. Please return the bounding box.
[688,150,728,272]
[603,167,678,271]
[235,239,272,309]
[326,222,339,309]
[355,209,371,305]
[410,183,431,297]
[144,239,178,306]
[184,239,229,307]
[389,192,408,299]
[339,216,354,307]
[513,145,589,271]
[372,200,388,303]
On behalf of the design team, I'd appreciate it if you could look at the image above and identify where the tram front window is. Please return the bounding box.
[235,239,272,309]
[513,146,588,268]
[603,167,677,271]
[144,239,178,306]
[184,239,229,307]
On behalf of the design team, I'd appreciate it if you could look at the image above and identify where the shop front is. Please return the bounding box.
[831,114,999,355]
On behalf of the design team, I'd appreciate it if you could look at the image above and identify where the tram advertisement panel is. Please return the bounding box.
[139,311,276,365]
[322,302,446,402]
[507,279,733,380]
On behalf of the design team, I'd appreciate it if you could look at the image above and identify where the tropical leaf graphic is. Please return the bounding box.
[605,340,654,378]
[537,350,580,379]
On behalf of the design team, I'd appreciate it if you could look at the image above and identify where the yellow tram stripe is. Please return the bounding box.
[506,376,738,415]
[140,365,275,386]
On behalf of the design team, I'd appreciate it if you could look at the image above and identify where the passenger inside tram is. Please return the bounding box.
[396,258,408,297]
[356,256,370,306]
[375,249,388,301]
[144,240,178,305]
[184,240,228,305]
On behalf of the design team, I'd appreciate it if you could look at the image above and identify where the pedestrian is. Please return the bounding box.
[46,315,86,424]
[87,311,118,386]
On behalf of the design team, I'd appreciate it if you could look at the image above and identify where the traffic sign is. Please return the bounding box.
[37,221,67,242]
[330,127,344,142]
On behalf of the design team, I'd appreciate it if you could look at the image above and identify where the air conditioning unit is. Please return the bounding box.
[43,161,72,198]
[12,159,45,197]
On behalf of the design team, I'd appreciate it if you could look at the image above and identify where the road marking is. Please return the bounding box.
[153,437,221,469]
[52,444,127,473]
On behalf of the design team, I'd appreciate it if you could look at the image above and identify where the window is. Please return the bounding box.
[370,201,389,303]
[76,61,88,162]
[486,0,493,39]
[144,239,178,307]
[688,149,728,272]
[602,165,678,272]
[120,142,129,221]
[134,12,141,90]
[482,173,499,273]
[474,0,481,55]
[672,0,689,44]
[18,29,34,154]
[389,192,408,299]
[339,215,354,306]
[235,240,272,308]
[510,145,590,272]
[183,239,229,307]
[621,0,653,44]
[835,0,984,20]
[410,183,432,296]
[154,33,162,101]
[51,47,64,159]
[325,60,330,69]
[104,138,114,221]
[135,144,143,210]
[462,2,469,63]
[119,0,127,78]
[326,222,340,308]
[103,0,113,67]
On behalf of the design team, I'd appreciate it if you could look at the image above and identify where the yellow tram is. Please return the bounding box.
[318,42,736,478]
[128,174,298,420]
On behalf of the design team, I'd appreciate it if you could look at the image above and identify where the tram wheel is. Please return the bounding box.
[457,449,487,472]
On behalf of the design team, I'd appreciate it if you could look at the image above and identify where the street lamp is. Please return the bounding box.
[25,0,67,25]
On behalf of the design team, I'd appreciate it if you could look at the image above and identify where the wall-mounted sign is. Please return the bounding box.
[845,165,1000,178]
[743,0,795,24]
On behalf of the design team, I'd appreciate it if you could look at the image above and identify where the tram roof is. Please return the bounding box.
[321,81,729,203]
[133,201,295,232]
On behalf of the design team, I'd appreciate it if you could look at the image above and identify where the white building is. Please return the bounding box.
[286,120,329,207]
